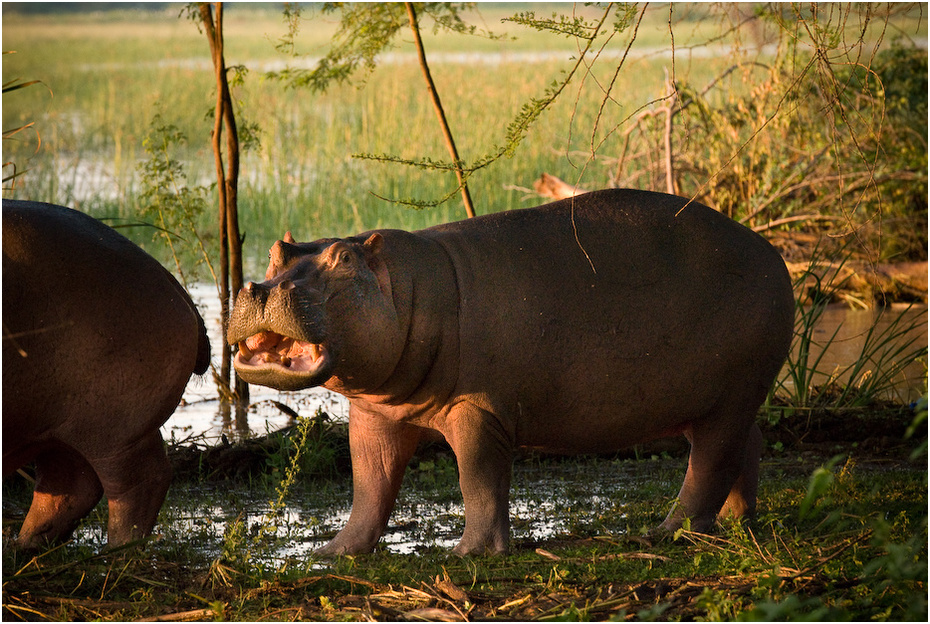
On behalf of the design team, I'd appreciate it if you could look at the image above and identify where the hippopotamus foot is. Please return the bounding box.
[315,407,422,556]
[91,431,173,547]
[16,446,104,550]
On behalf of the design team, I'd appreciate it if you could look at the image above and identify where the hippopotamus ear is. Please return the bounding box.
[265,232,300,280]
[363,233,392,300]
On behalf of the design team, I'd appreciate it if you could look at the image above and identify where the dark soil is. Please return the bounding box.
[164,401,923,485]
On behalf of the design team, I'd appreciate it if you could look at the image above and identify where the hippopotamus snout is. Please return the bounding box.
[228,279,336,391]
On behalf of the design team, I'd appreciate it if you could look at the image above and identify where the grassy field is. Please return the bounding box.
[4,3,926,276]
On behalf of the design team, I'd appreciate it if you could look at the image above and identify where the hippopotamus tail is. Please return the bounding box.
[194,312,211,375]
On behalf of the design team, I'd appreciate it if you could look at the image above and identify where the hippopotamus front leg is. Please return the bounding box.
[442,403,514,556]
[315,406,422,556]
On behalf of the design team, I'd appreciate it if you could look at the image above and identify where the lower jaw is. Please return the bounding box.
[233,360,332,392]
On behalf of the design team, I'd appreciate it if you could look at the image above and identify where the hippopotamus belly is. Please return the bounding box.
[228,188,795,555]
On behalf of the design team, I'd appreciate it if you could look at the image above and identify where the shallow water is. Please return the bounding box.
[31,452,656,564]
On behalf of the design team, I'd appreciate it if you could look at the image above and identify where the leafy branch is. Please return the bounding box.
[356,3,625,210]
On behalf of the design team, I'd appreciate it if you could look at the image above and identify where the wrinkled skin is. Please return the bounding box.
[228,189,795,555]
[3,200,210,550]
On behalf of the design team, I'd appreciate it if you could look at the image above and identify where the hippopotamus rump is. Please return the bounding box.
[3,200,210,549]
[228,188,795,555]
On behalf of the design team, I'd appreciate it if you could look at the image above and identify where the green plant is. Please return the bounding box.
[136,112,217,287]
[211,409,345,569]
[2,52,49,191]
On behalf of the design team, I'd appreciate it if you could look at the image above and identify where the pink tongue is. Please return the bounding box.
[245,331,281,351]
[241,332,322,368]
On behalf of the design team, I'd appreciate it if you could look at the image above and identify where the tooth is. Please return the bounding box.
[281,356,292,367]
[309,344,321,361]
[239,342,254,359]
[262,352,275,363]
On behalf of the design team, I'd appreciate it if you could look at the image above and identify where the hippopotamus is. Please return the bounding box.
[227,188,794,555]
[3,200,210,550]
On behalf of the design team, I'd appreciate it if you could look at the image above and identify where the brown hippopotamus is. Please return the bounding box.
[3,200,210,550]
[228,189,794,555]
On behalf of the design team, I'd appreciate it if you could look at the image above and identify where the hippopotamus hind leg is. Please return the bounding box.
[717,422,762,521]
[88,430,172,546]
[16,446,104,549]
[660,385,766,533]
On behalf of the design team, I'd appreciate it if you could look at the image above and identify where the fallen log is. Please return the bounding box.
[533,173,588,200]
[786,260,928,304]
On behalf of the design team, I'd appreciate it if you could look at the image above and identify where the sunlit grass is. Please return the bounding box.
[2,3,926,269]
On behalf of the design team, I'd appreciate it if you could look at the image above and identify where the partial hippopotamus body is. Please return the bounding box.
[228,188,795,555]
[3,200,210,549]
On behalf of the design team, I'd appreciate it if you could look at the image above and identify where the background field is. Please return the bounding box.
[4,3,926,278]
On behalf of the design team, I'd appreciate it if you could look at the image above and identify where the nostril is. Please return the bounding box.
[279,280,296,292]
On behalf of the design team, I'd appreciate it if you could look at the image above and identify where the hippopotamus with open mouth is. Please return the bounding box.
[228,188,795,555]
[3,200,210,550]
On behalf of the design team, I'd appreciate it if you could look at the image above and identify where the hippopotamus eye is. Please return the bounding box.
[340,251,352,264]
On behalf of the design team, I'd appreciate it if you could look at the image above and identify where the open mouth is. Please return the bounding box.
[234,330,328,375]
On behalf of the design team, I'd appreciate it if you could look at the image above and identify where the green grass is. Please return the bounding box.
[3,442,926,621]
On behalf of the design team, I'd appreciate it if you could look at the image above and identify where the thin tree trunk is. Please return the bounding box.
[404,2,476,218]
[200,2,248,403]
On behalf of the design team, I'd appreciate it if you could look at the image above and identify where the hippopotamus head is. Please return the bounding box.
[227,232,401,392]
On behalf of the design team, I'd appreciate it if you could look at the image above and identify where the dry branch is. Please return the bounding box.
[136,607,217,622]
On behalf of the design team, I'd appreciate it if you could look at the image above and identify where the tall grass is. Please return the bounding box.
[6,4,924,272]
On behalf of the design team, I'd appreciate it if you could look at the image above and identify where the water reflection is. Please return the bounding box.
[784,304,927,403]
